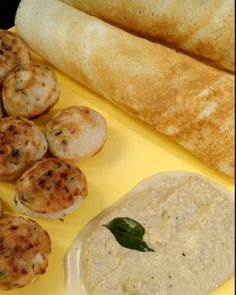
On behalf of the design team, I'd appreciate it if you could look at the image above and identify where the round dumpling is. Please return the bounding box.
[15,158,88,219]
[0,30,30,84]
[0,116,47,180]
[46,106,107,161]
[0,216,51,290]
[2,64,60,118]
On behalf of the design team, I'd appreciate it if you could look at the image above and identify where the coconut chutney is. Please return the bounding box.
[66,172,234,295]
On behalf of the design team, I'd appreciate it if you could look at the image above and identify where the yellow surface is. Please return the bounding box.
[0,49,234,295]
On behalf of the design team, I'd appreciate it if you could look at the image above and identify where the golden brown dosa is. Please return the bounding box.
[59,0,235,72]
[15,0,234,176]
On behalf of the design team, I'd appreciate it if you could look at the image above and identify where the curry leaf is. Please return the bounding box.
[104,217,155,252]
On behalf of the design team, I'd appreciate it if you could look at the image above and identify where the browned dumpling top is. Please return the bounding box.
[2,64,60,118]
[0,216,51,290]
[15,158,87,219]
[0,116,47,181]
[46,106,107,161]
[0,30,31,84]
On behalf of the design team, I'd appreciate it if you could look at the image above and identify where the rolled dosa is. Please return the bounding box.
[15,0,234,176]
[59,0,235,72]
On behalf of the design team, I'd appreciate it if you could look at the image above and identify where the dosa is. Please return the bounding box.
[15,0,234,176]
[60,0,235,72]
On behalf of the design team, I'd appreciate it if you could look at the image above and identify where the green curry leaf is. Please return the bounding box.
[104,217,155,252]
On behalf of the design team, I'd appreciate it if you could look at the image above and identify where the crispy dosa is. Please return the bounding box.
[60,0,235,72]
[15,0,235,176]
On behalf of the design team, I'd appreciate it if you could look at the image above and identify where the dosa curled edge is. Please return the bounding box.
[15,0,234,176]
[60,0,235,72]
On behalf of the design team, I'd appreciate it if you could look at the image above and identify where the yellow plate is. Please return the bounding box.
[0,48,234,295]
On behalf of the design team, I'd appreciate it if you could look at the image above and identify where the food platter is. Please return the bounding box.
[0,46,234,295]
